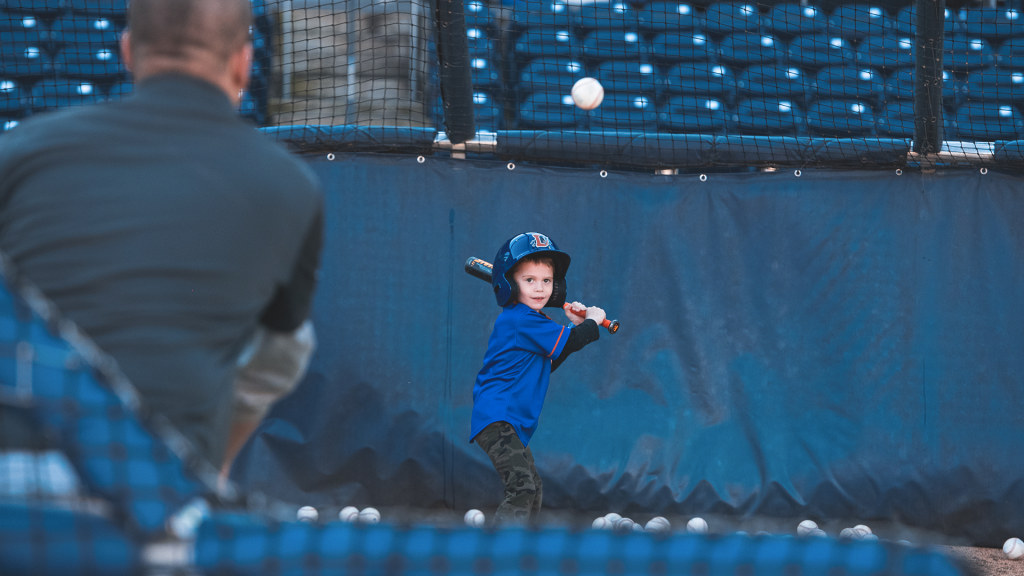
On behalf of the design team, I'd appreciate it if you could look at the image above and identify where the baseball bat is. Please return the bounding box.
[464,257,620,334]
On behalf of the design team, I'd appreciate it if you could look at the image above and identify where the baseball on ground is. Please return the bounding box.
[464,509,485,527]
[686,517,708,534]
[358,507,381,524]
[338,506,359,522]
[1004,537,1024,560]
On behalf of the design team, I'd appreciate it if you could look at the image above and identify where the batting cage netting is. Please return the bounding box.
[1,0,1023,168]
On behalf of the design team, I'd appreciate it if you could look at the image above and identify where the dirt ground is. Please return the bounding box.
[942,546,1024,576]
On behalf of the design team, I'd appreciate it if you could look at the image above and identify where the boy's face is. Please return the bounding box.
[513,259,554,311]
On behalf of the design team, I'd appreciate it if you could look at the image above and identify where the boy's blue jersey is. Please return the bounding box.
[471,303,570,446]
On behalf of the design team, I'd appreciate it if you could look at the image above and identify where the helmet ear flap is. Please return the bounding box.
[548,278,567,308]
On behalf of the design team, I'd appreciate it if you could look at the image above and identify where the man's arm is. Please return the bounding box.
[259,206,323,332]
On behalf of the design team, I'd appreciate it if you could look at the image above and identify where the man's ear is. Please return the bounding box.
[120,30,134,73]
[231,43,253,97]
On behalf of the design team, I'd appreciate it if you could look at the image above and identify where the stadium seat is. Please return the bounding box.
[0,0,64,18]
[0,9,49,46]
[735,96,804,135]
[588,91,658,130]
[718,31,783,67]
[703,2,761,38]
[813,65,884,106]
[649,32,716,64]
[507,0,573,31]
[516,90,584,128]
[996,37,1024,69]
[765,3,828,39]
[49,13,122,51]
[961,7,1023,42]
[662,61,736,102]
[953,101,1024,141]
[468,54,502,90]
[658,95,730,132]
[463,0,493,33]
[637,1,702,33]
[964,68,1024,104]
[30,77,102,110]
[855,33,915,72]
[943,35,996,72]
[594,60,659,95]
[805,98,877,137]
[516,56,585,96]
[0,41,52,78]
[466,25,495,58]
[53,44,123,79]
[64,0,128,20]
[0,77,25,114]
[893,5,961,36]
[471,89,503,131]
[827,4,891,41]
[576,1,639,34]
[883,68,964,110]
[875,99,915,138]
[105,78,132,100]
[581,29,647,62]
[512,26,577,61]
[787,33,855,70]
[736,64,811,105]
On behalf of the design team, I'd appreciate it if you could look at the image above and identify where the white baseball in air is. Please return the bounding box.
[338,506,360,522]
[571,77,604,110]
[686,517,708,534]
[1004,537,1024,560]
[797,519,818,536]
[644,516,672,533]
[464,509,485,528]
[358,507,381,524]
[296,505,318,522]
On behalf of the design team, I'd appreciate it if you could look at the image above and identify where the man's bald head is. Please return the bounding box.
[122,0,253,98]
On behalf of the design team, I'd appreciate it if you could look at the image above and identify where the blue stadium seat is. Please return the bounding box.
[996,37,1024,69]
[516,90,584,128]
[30,77,102,110]
[649,31,716,64]
[813,65,884,106]
[0,9,49,46]
[658,95,730,132]
[703,2,761,38]
[516,56,585,95]
[50,13,122,51]
[883,68,964,110]
[662,61,736,102]
[581,29,648,62]
[943,35,996,72]
[827,4,891,41]
[0,41,52,78]
[0,0,65,18]
[962,7,1023,42]
[105,78,132,100]
[964,68,1024,104]
[466,24,495,58]
[512,26,577,61]
[953,101,1024,141]
[64,0,128,20]
[576,1,639,33]
[765,3,828,39]
[469,54,502,90]
[855,33,915,72]
[736,64,811,104]
[0,77,25,114]
[588,91,658,130]
[805,98,877,136]
[735,96,804,135]
[53,44,123,79]
[594,60,659,94]
[893,5,961,36]
[787,33,855,70]
[471,89,503,130]
[463,0,493,33]
[507,0,573,31]
[718,31,783,67]
[637,1,702,33]
[875,99,915,138]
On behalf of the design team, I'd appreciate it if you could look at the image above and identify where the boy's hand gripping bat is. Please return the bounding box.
[465,257,620,334]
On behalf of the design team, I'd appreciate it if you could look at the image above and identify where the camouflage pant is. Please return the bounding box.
[475,421,542,526]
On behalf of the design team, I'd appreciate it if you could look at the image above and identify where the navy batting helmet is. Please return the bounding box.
[492,232,571,307]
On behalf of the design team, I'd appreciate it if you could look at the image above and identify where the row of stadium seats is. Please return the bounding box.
[469,91,1024,140]
[471,27,1023,72]
[474,1,1024,42]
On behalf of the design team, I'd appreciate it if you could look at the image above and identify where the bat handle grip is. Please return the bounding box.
[562,303,619,334]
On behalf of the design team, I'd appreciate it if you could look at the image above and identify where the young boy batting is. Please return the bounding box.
[470,232,605,526]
